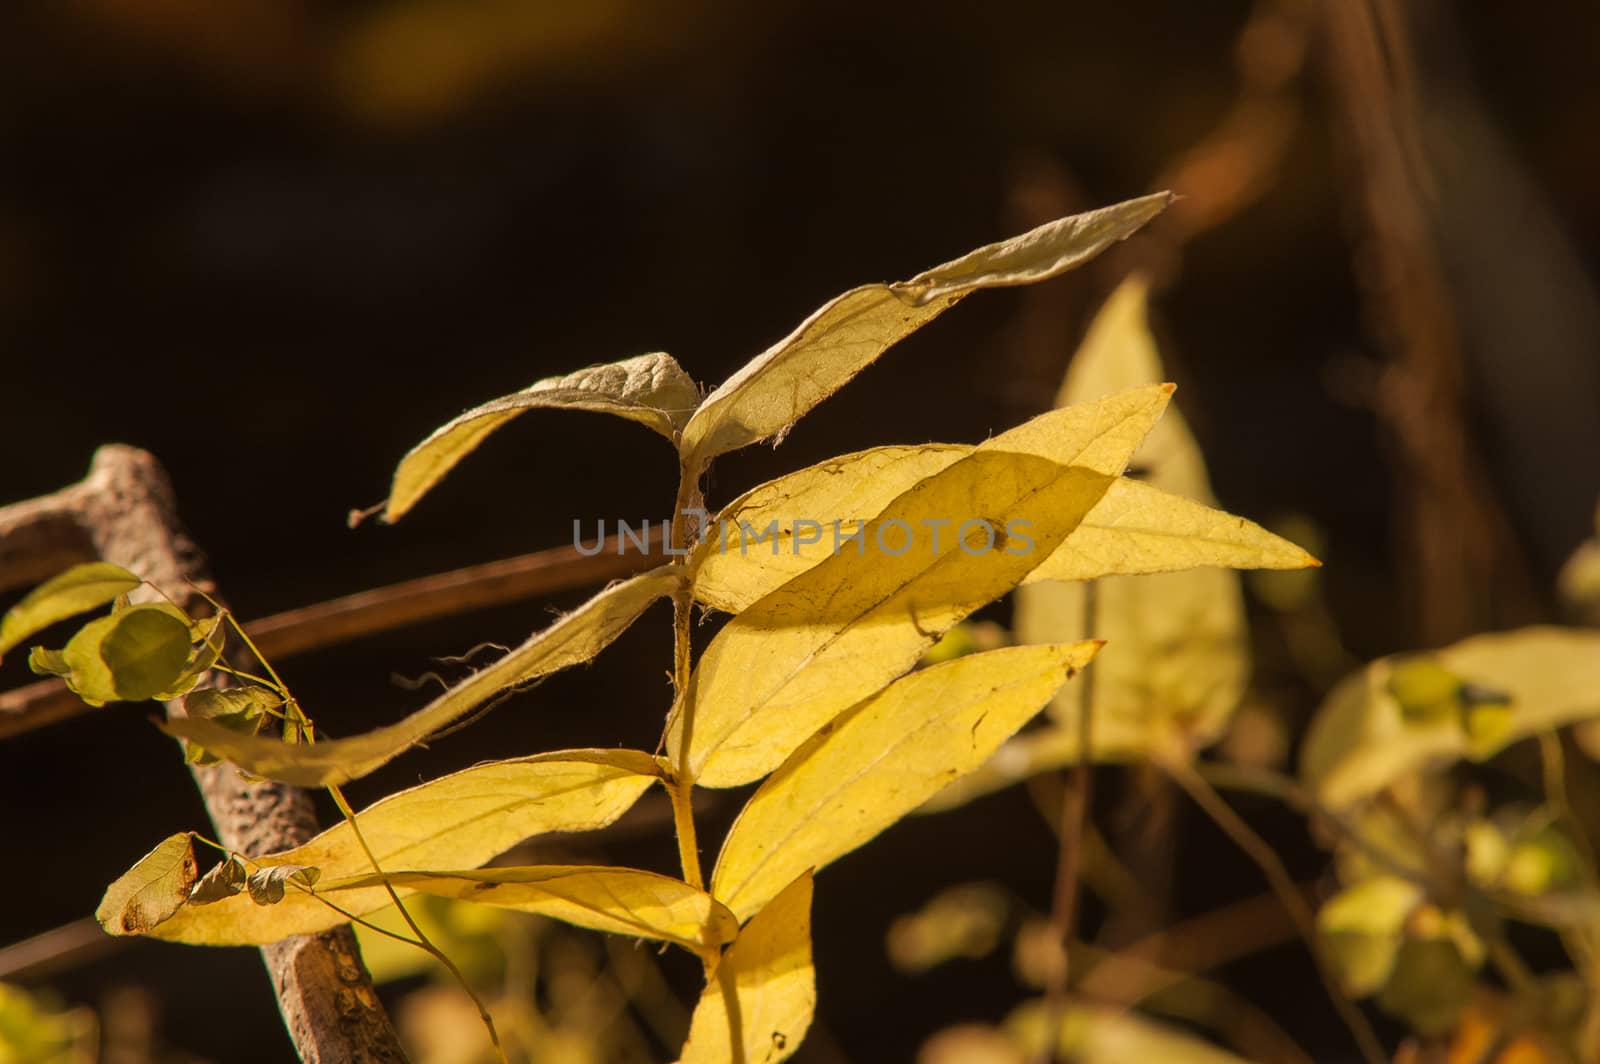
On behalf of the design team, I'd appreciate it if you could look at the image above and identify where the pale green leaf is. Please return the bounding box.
[164,567,680,786]
[142,749,660,944]
[678,194,1172,469]
[1302,626,1600,809]
[61,605,194,706]
[0,562,141,661]
[1006,999,1252,1064]
[1316,875,1424,996]
[668,452,1115,789]
[386,352,700,522]
[96,833,199,935]
[679,872,814,1064]
[154,613,227,700]
[331,866,737,957]
[711,643,1098,922]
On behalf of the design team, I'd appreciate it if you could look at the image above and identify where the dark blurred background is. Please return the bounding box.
[2,0,1598,1060]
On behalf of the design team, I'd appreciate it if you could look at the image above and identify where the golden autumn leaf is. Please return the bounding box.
[679,872,815,1064]
[330,866,737,958]
[137,750,659,944]
[0,562,140,662]
[668,452,1115,790]
[165,567,680,786]
[677,194,1172,469]
[711,643,1099,922]
[96,833,199,936]
[385,352,701,522]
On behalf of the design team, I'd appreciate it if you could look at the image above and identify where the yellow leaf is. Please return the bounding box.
[1022,477,1317,582]
[711,643,1098,922]
[385,352,700,522]
[677,194,1172,469]
[1301,627,1600,810]
[1316,875,1425,996]
[690,384,1224,613]
[668,452,1115,789]
[1016,277,1268,763]
[96,832,198,936]
[331,866,737,957]
[143,750,659,944]
[679,872,814,1064]
[165,567,679,786]
[0,562,141,661]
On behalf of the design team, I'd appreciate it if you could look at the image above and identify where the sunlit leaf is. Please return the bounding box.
[61,605,194,706]
[679,872,814,1064]
[0,562,140,662]
[678,194,1172,469]
[331,866,736,957]
[669,450,1116,790]
[1301,627,1600,809]
[711,643,1098,922]
[885,882,1010,974]
[134,750,660,944]
[95,833,199,935]
[386,352,701,522]
[1015,277,1264,767]
[164,567,680,786]
[690,383,1295,613]
[154,613,227,701]
[27,646,70,678]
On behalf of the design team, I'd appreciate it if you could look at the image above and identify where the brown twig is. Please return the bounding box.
[1034,581,1098,1064]
[1,526,663,740]
[0,447,406,1063]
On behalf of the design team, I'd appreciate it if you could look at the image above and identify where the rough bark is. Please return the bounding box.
[0,446,407,1063]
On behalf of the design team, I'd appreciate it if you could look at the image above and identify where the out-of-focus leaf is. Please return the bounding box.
[385,353,700,522]
[1301,627,1600,809]
[711,644,1098,922]
[0,982,97,1061]
[131,750,659,944]
[164,567,680,786]
[0,562,140,661]
[919,717,1160,814]
[886,882,1010,974]
[246,865,321,906]
[1015,277,1260,767]
[61,605,194,706]
[679,872,814,1064]
[1376,934,1476,1037]
[1557,501,1600,624]
[669,450,1115,790]
[95,833,199,935]
[331,866,736,957]
[1316,875,1423,996]
[677,194,1172,469]
[1005,999,1251,1064]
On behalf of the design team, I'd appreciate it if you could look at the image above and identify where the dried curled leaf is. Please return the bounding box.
[331,866,737,957]
[679,872,815,1064]
[0,562,140,662]
[96,833,198,935]
[386,352,701,522]
[711,643,1099,922]
[138,750,660,944]
[669,452,1114,790]
[164,567,680,786]
[677,194,1172,469]
[247,865,321,906]
[188,855,248,905]
[1301,627,1600,809]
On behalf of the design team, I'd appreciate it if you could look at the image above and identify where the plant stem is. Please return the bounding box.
[1034,581,1098,1064]
[667,459,704,891]
[1166,760,1388,1064]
